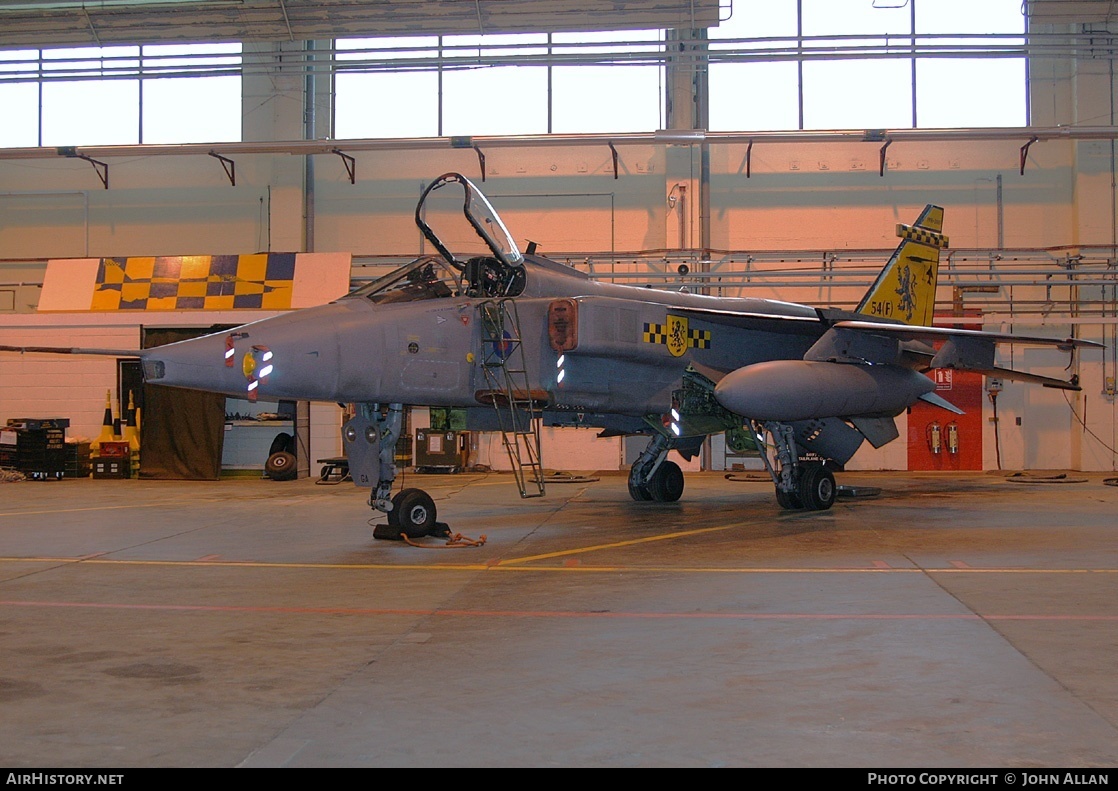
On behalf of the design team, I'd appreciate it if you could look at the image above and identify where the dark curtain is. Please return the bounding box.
[138,327,229,480]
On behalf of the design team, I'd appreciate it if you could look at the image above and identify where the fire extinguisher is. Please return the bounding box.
[946,422,960,455]
[926,421,942,454]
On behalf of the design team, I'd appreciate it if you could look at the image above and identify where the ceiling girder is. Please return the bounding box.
[0,0,722,51]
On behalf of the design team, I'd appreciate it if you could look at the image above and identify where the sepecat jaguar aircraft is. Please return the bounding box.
[2,172,1100,538]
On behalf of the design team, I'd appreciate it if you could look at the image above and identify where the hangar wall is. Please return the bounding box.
[1,35,1115,474]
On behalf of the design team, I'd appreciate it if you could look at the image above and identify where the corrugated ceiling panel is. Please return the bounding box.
[1026,0,1118,25]
[0,0,724,50]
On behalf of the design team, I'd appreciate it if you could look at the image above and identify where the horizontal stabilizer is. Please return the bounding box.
[833,321,1104,351]
[981,366,1082,391]
[0,345,142,357]
[918,391,965,415]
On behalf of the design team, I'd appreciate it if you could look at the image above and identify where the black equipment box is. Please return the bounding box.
[92,458,130,479]
[6,418,70,431]
[65,441,92,479]
[414,429,469,472]
[2,424,66,478]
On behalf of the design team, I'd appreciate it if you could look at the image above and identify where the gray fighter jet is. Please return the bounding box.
[3,173,1099,538]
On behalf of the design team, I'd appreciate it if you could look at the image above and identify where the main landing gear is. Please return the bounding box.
[627,433,685,503]
[757,421,837,512]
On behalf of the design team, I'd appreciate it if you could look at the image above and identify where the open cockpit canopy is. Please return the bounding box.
[349,172,529,304]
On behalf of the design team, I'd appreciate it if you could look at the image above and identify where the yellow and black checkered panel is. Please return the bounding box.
[90,254,296,311]
[688,327,712,349]
[642,324,670,345]
[642,321,712,351]
[895,223,949,250]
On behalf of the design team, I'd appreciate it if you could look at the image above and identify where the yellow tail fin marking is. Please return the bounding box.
[855,204,947,327]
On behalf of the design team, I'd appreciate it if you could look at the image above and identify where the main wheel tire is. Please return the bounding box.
[269,432,295,456]
[798,464,836,511]
[649,460,685,502]
[389,488,437,538]
[775,485,803,510]
[264,451,297,481]
[628,479,653,501]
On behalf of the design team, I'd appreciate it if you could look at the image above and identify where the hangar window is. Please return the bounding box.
[551,30,664,134]
[41,46,140,146]
[914,0,1027,128]
[708,4,800,132]
[140,44,242,144]
[334,30,664,137]
[4,43,242,147]
[442,33,550,136]
[0,50,39,147]
[709,0,1027,131]
[335,36,441,139]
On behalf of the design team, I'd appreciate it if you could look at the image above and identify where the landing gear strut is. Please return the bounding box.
[755,420,836,512]
[628,434,685,503]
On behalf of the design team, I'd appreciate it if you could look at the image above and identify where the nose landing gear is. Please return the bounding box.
[345,403,450,541]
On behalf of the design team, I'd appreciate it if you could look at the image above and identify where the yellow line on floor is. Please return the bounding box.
[0,503,166,517]
[496,523,740,564]
[0,556,490,571]
[0,496,238,518]
[1,555,1117,574]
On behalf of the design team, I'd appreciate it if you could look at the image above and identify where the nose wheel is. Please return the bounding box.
[372,487,450,541]
[390,488,436,536]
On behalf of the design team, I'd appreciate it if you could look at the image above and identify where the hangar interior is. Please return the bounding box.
[6,1,1118,772]
[1,0,1117,478]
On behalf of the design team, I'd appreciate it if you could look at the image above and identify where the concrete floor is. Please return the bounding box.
[1,468,1117,768]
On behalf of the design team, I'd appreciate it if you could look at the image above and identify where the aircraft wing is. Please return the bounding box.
[0,345,142,356]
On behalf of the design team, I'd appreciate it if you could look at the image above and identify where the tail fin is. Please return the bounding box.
[855,204,947,327]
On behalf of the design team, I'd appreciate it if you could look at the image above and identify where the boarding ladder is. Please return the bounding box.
[478,299,545,498]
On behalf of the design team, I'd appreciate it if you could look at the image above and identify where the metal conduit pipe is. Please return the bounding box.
[0,32,1112,83]
[8,125,1118,163]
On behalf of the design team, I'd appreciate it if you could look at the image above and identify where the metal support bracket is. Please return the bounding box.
[879,138,892,177]
[1020,136,1039,175]
[209,151,235,186]
[332,148,356,184]
[59,148,108,189]
[473,145,486,182]
[608,141,619,180]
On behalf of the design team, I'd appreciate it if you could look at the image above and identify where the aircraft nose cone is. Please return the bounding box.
[142,332,246,395]
[141,304,347,400]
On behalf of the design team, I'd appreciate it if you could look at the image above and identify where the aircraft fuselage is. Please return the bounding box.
[142,256,825,420]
